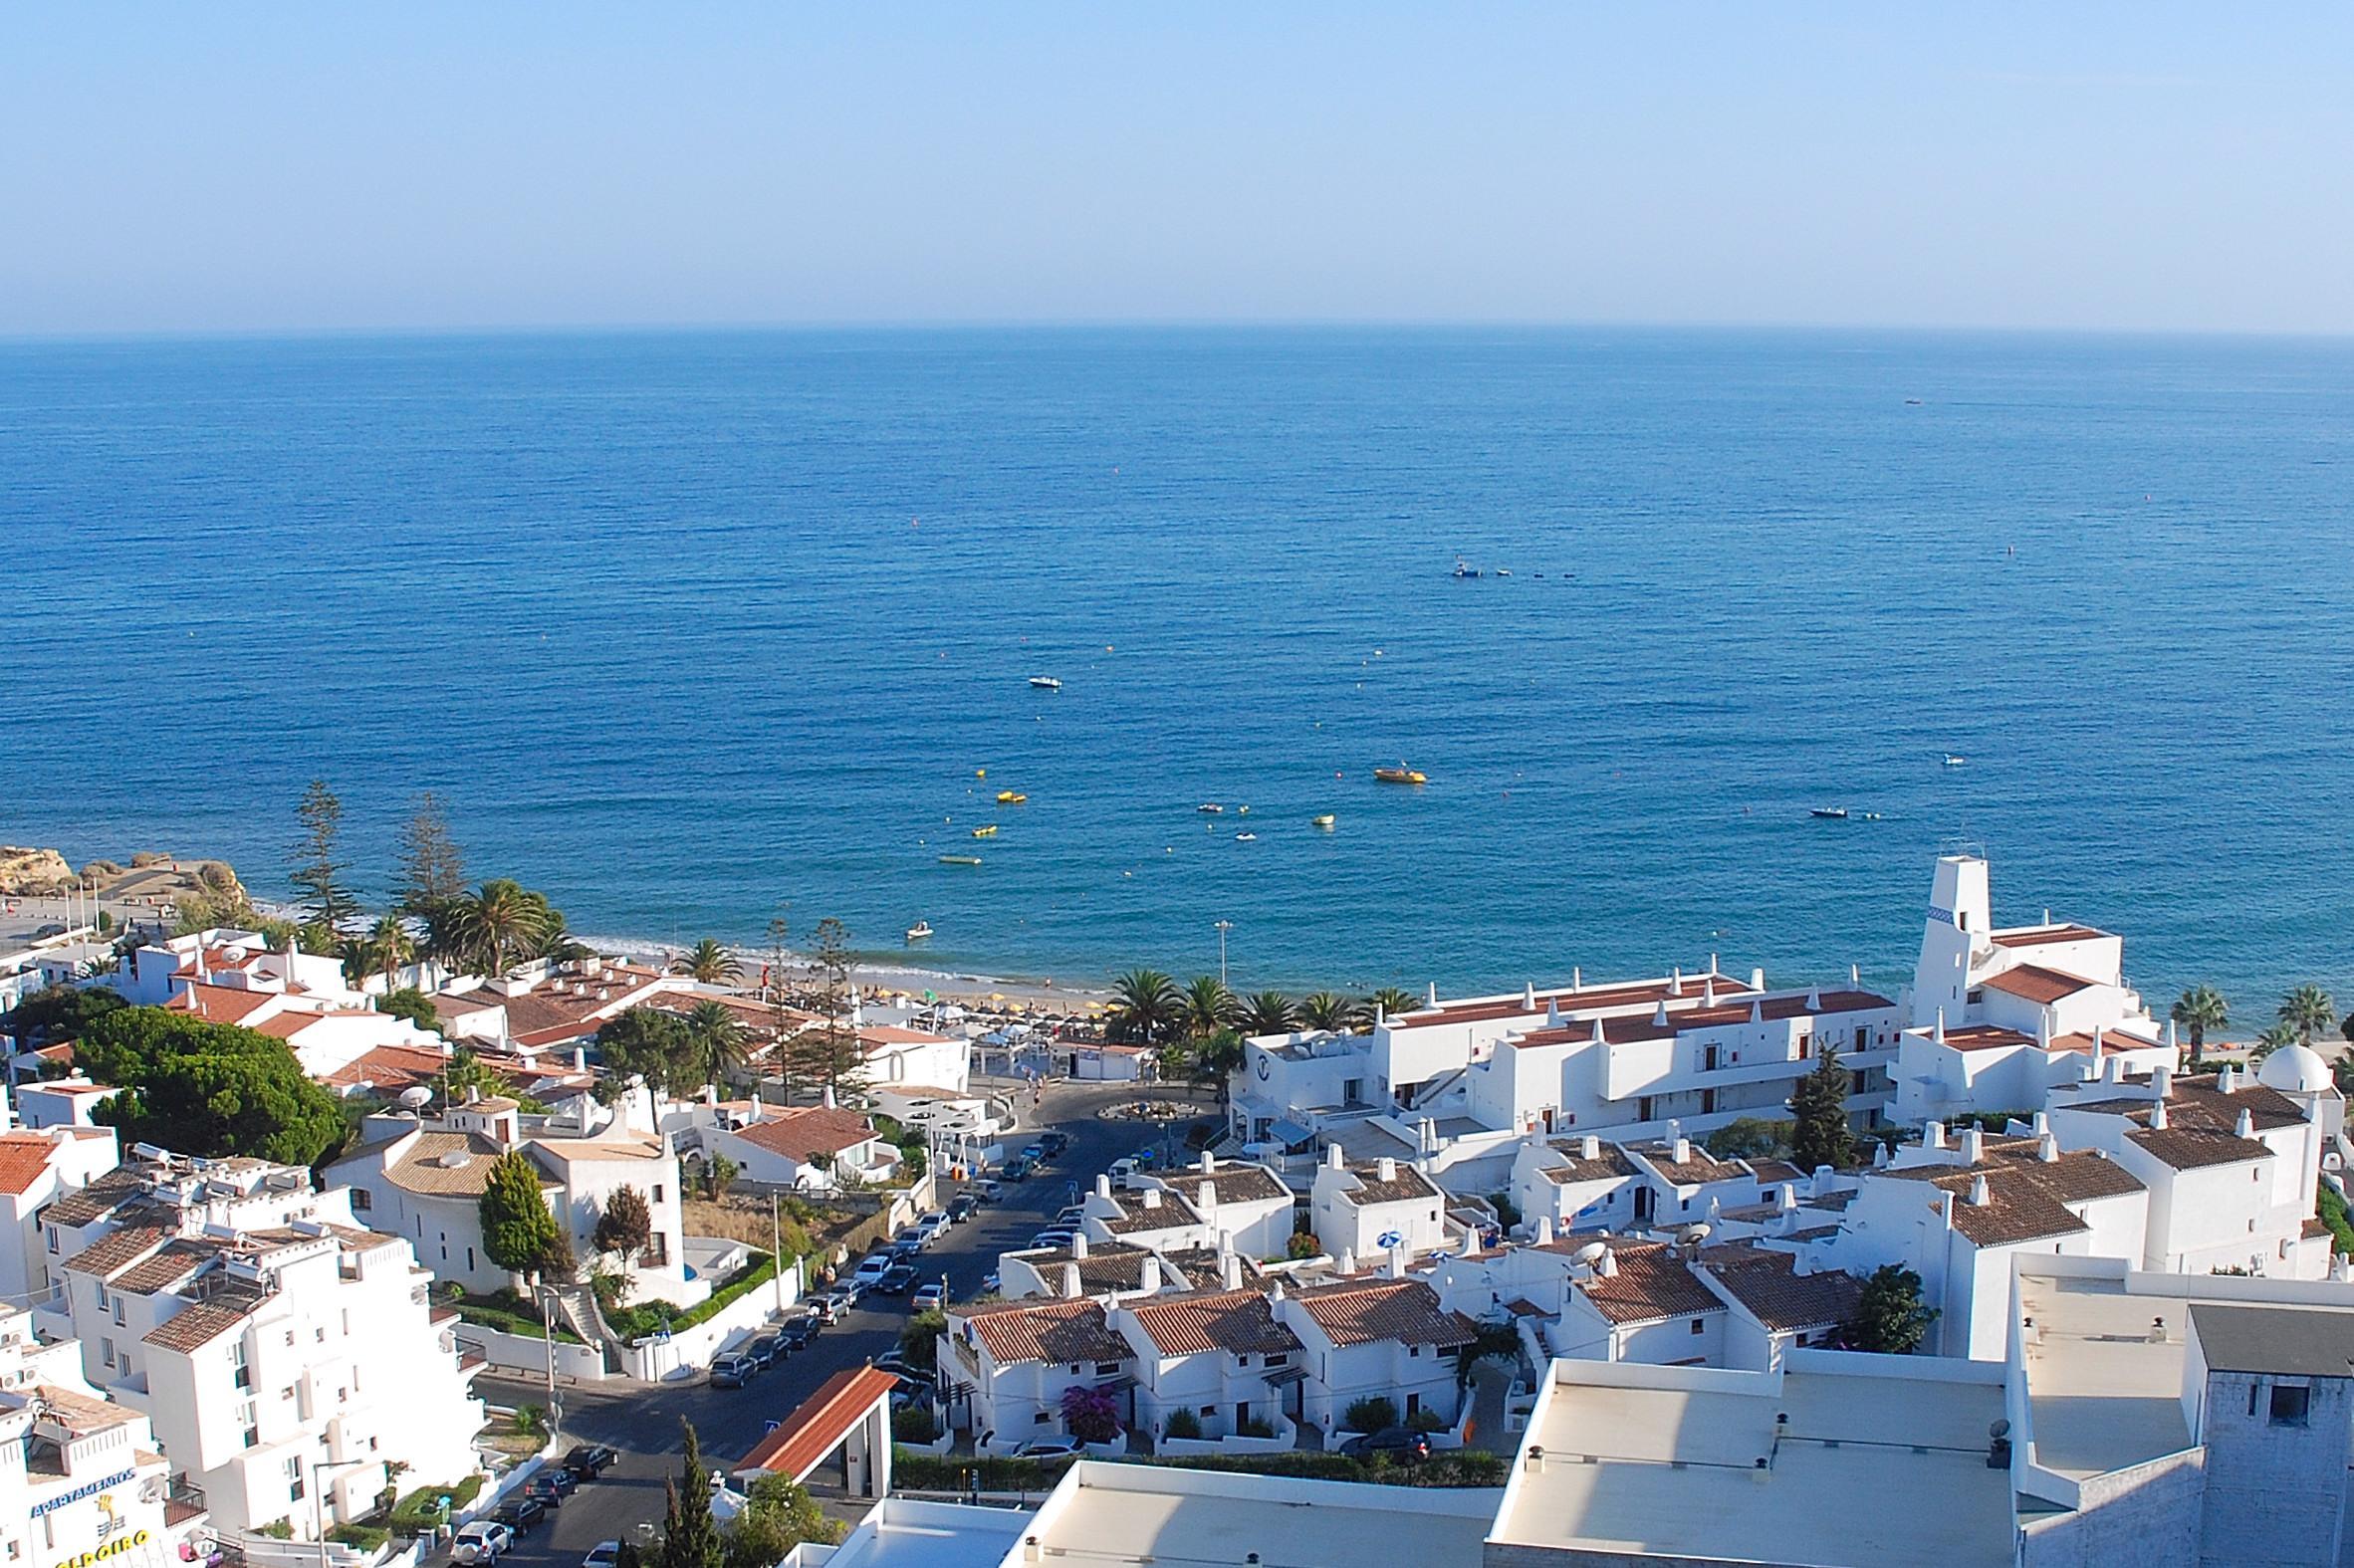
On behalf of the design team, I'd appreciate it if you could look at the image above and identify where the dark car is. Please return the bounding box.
[1038,1131,1071,1156]
[522,1475,571,1508]
[562,1445,619,1479]
[877,1262,919,1294]
[780,1316,821,1349]
[747,1334,784,1369]
[1002,1157,1035,1182]
[946,1193,980,1223]
[1021,1143,1048,1163]
[492,1497,547,1535]
[1340,1427,1432,1461]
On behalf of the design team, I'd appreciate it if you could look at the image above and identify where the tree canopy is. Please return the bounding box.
[291,780,359,930]
[1,983,128,1049]
[1848,1263,1937,1354]
[479,1149,567,1278]
[593,1185,652,1264]
[1786,1045,1853,1173]
[658,1421,726,1568]
[394,791,468,915]
[76,1006,347,1167]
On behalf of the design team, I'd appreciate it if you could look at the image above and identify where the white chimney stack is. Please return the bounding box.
[1925,1120,1948,1150]
[1672,1136,1692,1166]
[1595,1248,1618,1278]
[1580,1135,1601,1161]
[2037,1134,2060,1164]
[2150,1099,2170,1131]
[1138,1255,1161,1294]
[1199,1150,1215,1174]
[1958,1127,1985,1165]
[2236,1109,2255,1139]
[1376,1157,1397,1184]
[1967,1174,1992,1207]
[1071,1231,1090,1257]
[1385,1244,1408,1279]
[1337,1246,1356,1274]
[1096,1174,1113,1198]
[1060,1262,1082,1298]
[1198,1181,1216,1214]
[1141,1188,1161,1210]
[1326,1142,1345,1170]
[1671,967,1684,995]
[1532,1215,1555,1246]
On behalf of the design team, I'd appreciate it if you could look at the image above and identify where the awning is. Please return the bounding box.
[1260,1364,1308,1389]
[1092,1374,1139,1395]
[1268,1119,1312,1148]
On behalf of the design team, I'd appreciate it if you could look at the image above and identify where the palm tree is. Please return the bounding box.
[1365,987,1420,1022]
[1240,991,1296,1036]
[367,915,415,994]
[1107,970,1181,1044]
[2279,985,2336,1047]
[2171,986,2229,1060]
[1180,976,1237,1039]
[1298,991,1363,1032]
[455,879,556,977]
[679,1000,750,1090]
[677,939,742,986]
[2252,1020,2299,1062]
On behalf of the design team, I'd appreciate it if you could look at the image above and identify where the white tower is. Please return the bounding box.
[1912,855,1991,1028]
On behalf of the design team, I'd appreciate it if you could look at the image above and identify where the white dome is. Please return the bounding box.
[2257,1043,2332,1094]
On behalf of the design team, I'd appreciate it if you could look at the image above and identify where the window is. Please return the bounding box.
[2270,1383,2311,1428]
[112,1299,125,1327]
[1094,1362,1121,1376]
[1263,1353,1288,1368]
[287,1456,306,1500]
[95,1284,110,1312]
[1690,1319,1706,1335]
[467,1247,476,1270]
[1852,1026,1868,1051]
[351,1189,371,1213]
[100,1337,115,1368]
[1405,1393,1420,1418]
[1033,1411,1052,1426]
[45,1229,58,1254]
[1408,1345,1422,1358]
[652,1185,664,1204]
[232,1339,252,1390]
[1199,1406,1216,1418]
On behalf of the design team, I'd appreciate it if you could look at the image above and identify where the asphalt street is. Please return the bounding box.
[466,1082,1211,1568]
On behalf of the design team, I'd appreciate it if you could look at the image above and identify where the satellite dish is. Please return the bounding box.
[1571,1241,1609,1266]
[437,1150,472,1170]
[1680,1224,1713,1243]
[398,1086,433,1110]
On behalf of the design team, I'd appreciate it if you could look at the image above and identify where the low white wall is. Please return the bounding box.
[1160,1414,1296,1456]
[624,1264,802,1382]
[452,1323,608,1383]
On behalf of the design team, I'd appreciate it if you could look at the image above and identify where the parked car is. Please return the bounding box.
[853,1252,894,1285]
[976,1179,1005,1202]
[452,1522,514,1564]
[710,1353,758,1389]
[915,1211,951,1242]
[1021,1142,1048,1163]
[878,1262,919,1294]
[1339,1427,1433,1461]
[912,1280,947,1311]
[748,1333,785,1368]
[530,1466,578,1498]
[1029,1230,1075,1251]
[563,1445,619,1479]
[893,1226,927,1254]
[1002,1158,1035,1182]
[780,1316,821,1349]
[1012,1436,1084,1459]
[491,1497,546,1536]
[872,1350,922,1380]
[1054,1204,1088,1227]
[815,1286,857,1321]
[1106,1158,1143,1189]
[947,1194,981,1223]
[979,1270,1001,1295]
[583,1543,622,1568]
[1038,1131,1071,1156]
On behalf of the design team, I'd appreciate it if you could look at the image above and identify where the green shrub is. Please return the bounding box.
[2318,1184,2354,1255]
[388,1475,484,1533]
[1162,1409,1202,1439]
[1285,1231,1321,1261]
[446,1288,584,1343]
[254,1520,294,1541]
[329,1525,390,1552]
[891,1407,937,1444]
[1234,1414,1275,1438]
[607,1253,782,1342]
[1405,1408,1449,1433]
[891,1446,1501,1492]
[1342,1396,1397,1434]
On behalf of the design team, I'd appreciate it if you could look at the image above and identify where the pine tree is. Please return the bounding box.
[394,792,467,915]
[1787,1043,1853,1173]
[797,918,867,1099]
[290,780,358,930]
[1849,1263,1937,1354]
[479,1150,564,1278]
[659,1422,725,1568]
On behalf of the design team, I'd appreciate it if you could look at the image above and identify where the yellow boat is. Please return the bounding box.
[1373,766,1427,785]
[996,790,1028,803]
[971,824,998,838]
[1311,813,1336,828]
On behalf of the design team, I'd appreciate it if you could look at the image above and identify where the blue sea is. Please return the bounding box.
[4,328,2351,1008]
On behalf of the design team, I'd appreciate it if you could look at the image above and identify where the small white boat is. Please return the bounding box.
[1197,802,1224,814]
[1029,676,1062,690]
[1943,754,1967,767]
[1809,806,1848,820]
[1495,567,1512,577]
[906,922,934,942]
[1234,831,1258,842]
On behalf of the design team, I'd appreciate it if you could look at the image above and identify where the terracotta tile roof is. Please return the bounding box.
[65,1224,172,1279]
[1175,1165,1291,1206]
[1576,1242,1725,1325]
[528,1135,666,1166]
[168,982,281,1025]
[1540,1143,1637,1185]
[1517,989,1897,1049]
[141,1295,259,1354]
[1101,1188,1203,1232]
[1981,965,2095,1004]
[2128,1126,2274,1170]
[325,1042,448,1091]
[1157,1246,1253,1289]
[1699,1244,1863,1333]
[1287,1277,1475,1348]
[113,1238,220,1293]
[1879,1138,2143,1247]
[1008,1241,1153,1292]
[2303,1218,2334,1240]
[40,1170,144,1228]
[959,1297,1134,1366]
[1627,1142,1746,1187]
[1127,1288,1301,1357]
[2044,1030,2167,1057]
[1932,1024,2039,1053]
[2067,1075,2306,1136]
[1334,1163,1441,1207]
[1393,974,1757,1028]
[0,1132,68,1196]
[25,1383,141,1434]
[382,1131,517,1196]
[1989,924,2110,949]
[730,1108,877,1163]
[738,1365,900,1477]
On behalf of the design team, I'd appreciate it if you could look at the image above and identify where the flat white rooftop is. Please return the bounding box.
[1018,1460,1497,1568]
[1491,1358,2013,1568]
[806,1498,1034,1568]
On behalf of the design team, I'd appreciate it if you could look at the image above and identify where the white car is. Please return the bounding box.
[1013,1436,1084,1459]
[583,1542,622,1568]
[452,1522,514,1564]
[852,1253,893,1285]
[915,1211,951,1242]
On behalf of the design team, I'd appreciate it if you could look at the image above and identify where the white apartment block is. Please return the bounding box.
[0,1126,122,1312]
[1306,1149,1450,1262]
[32,1149,483,1538]
[328,1093,698,1306]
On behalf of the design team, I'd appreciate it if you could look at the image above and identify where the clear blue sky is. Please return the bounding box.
[5,4,2350,336]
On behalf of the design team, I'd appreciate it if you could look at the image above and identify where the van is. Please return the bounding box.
[710,1354,757,1389]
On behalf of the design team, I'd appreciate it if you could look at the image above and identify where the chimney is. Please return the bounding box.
[2152,1065,2173,1101]
[1670,967,1683,996]
[1571,967,1581,991]
[1198,1181,1216,1215]
[1749,1000,1764,1024]
[1545,997,1561,1026]
[1337,1246,1356,1274]
[1871,1141,1890,1169]
[1377,1158,1397,1184]
[573,1046,587,1071]
[1386,1245,1407,1279]
[1095,1174,1113,1198]
[1849,964,1860,987]
[823,1083,837,1109]
[1523,981,1536,1010]
[1752,968,1766,992]
[1933,1008,1947,1046]
[1461,1227,1481,1256]
[1810,1165,1834,1196]
[2030,1111,2049,1135]
[1652,1001,1670,1026]
[2037,1134,2060,1164]
[1580,1135,1601,1161]
[1775,1184,1796,1214]
[1531,1215,1555,1246]
[2150,1099,2170,1131]
[1925,1120,1947,1150]
[1060,1262,1082,1298]
[1199,1150,1215,1174]
[2166,1018,2179,1049]
[1804,985,1821,1010]
[1427,982,1439,1008]
[1325,1143,1345,1170]
[2235,1109,2255,1139]
[1071,1232,1090,1257]
[1958,1127,1985,1165]
[1141,1188,1162,1210]
[1221,1251,1244,1290]
[1703,976,1718,1008]
[2106,1053,2126,1084]
[1967,1174,1992,1207]
[466,1083,480,1105]
[703,1084,718,1108]
[1590,1017,1606,1044]
[1594,1248,1618,1278]
[1138,1255,1161,1294]
[1672,1136,1692,1166]
[2217,1064,2239,1095]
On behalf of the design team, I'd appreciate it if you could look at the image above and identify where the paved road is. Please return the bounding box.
[470,1083,1215,1568]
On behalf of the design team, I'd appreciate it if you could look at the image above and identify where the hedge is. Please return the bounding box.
[447,1289,585,1343]
[388,1475,484,1533]
[607,1252,781,1343]
[329,1525,390,1552]
[891,1446,1504,1491]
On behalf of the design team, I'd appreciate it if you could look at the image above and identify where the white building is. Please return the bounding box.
[938,1296,1135,1452]
[1276,1273,1473,1433]
[112,930,360,1010]
[328,1094,698,1306]
[34,1148,484,1538]
[161,981,445,1084]
[0,1125,121,1312]
[1122,1155,1295,1261]
[1119,1287,1304,1445]
[1307,1149,1450,1261]
[692,1103,900,1193]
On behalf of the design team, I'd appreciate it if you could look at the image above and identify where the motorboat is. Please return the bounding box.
[996,789,1028,803]
[1373,766,1427,785]
[906,922,934,942]
[1452,560,1482,579]
[1234,831,1258,842]
[1809,807,1848,819]
[938,854,983,866]
[1310,813,1335,829]
[971,824,998,838]
[1030,677,1062,690]
[1943,755,1966,767]
[1197,802,1224,814]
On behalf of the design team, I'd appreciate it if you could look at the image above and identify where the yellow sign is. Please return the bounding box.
[51,1527,150,1568]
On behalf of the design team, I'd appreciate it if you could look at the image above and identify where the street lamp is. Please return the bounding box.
[1214,921,1233,990]
[311,1458,369,1568]
[536,1284,566,1448]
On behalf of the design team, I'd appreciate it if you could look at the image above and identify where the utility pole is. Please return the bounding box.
[771,1191,787,1315]
[539,1284,562,1448]
[1214,920,1233,990]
